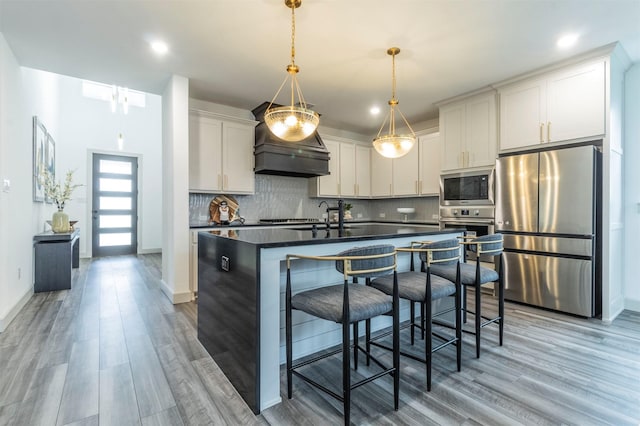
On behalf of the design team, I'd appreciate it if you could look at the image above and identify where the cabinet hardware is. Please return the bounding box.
[218,174,222,189]
[415,180,418,194]
[223,174,228,190]
[539,123,544,143]
[547,121,551,142]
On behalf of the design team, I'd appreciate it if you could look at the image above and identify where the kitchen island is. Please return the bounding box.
[197,224,463,413]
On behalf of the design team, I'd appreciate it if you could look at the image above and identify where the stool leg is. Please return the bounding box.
[343,319,350,426]
[463,285,468,323]
[498,254,505,346]
[353,321,359,370]
[393,285,400,411]
[286,269,293,399]
[420,303,425,340]
[410,302,415,345]
[475,285,481,358]
[425,298,433,391]
[455,265,462,372]
[365,318,371,366]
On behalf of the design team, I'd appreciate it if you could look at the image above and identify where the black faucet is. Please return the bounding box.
[318,199,344,231]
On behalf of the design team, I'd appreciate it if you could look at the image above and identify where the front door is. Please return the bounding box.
[91,153,138,257]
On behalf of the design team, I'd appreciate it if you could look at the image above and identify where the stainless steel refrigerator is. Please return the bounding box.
[495,144,601,317]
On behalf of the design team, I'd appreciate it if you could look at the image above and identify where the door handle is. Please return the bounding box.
[539,123,544,143]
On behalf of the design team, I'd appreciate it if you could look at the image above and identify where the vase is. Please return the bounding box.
[51,209,70,233]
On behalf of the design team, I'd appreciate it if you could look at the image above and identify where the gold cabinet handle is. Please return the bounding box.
[540,123,544,143]
[218,174,222,189]
[547,121,551,142]
[223,174,228,189]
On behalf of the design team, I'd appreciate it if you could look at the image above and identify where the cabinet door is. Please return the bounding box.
[370,150,393,197]
[189,115,222,191]
[547,61,605,143]
[499,78,546,150]
[466,94,497,168]
[317,139,340,196]
[393,143,419,196]
[355,145,371,198]
[419,132,441,195]
[339,143,356,197]
[440,103,465,170]
[222,121,255,193]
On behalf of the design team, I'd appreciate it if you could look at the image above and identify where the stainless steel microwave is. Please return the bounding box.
[440,168,495,206]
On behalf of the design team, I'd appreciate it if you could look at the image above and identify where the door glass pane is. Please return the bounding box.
[100,196,132,210]
[100,233,132,247]
[100,159,132,175]
[99,178,132,192]
[99,215,132,228]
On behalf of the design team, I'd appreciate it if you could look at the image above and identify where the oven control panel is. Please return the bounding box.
[440,206,495,220]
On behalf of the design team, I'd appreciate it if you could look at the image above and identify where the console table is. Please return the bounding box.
[33,228,80,292]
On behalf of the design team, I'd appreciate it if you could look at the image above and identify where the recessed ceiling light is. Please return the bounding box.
[370,106,381,115]
[151,40,169,55]
[557,33,579,49]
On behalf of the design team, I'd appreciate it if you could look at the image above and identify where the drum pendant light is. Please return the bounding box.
[373,47,416,158]
[264,0,319,142]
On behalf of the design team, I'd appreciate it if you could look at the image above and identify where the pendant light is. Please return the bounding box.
[373,47,416,158]
[264,0,319,142]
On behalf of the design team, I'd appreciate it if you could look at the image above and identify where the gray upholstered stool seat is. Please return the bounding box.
[292,284,392,323]
[429,233,504,359]
[285,244,400,426]
[430,262,498,285]
[367,238,462,391]
[371,271,456,302]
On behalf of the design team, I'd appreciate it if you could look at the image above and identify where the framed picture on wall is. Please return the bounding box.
[45,133,56,204]
[32,116,47,202]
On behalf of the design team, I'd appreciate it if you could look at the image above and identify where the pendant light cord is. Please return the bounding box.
[290,4,296,67]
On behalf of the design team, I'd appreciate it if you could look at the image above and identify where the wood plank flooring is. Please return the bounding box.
[1,254,639,425]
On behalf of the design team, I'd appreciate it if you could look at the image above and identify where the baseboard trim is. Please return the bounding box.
[0,287,34,333]
[139,248,162,254]
[158,279,193,304]
[624,297,640,313]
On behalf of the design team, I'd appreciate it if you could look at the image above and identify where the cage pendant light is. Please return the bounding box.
[264,0,319,142]
[373,47,416,158]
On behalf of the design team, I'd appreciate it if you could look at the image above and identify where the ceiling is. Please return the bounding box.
[1,0,639,136]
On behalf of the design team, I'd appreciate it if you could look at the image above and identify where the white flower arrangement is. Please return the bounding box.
[41,169,82,210]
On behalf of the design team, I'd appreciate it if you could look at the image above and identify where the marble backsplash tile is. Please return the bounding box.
[189,175,439,225]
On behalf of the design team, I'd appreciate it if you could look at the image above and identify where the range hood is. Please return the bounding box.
[252,102,330,178]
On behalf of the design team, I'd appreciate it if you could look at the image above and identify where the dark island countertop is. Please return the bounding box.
[198,223,450,247]
[189,219,440,229]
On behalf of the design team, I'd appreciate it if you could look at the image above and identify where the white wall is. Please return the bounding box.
[624,62,640,311]
[161,75,191,304]
[21,68,163,256]
[0,33,34,331]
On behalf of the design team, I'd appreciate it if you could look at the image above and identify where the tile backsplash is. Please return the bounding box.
[189,175,439,225]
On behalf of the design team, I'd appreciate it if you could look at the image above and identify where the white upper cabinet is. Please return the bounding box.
[315,139,341,197]
[339,142,356,197]
[419,132,441,195]
[440,91,497,171]
[355,145,371,198]
[392,143,420,196]
[371,150,393,197]
[189,111,256,194]
[499,60,605,151]
[311,139,371,198]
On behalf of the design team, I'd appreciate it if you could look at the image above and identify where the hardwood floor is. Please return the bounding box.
[1,254,638,425]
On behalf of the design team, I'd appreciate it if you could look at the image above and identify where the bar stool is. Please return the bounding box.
[430,233,504,358]
[368,239,462,391]
[285,244,400,425]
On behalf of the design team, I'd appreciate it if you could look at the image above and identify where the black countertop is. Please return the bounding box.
[190,219,440,229]
[198,223,454,248]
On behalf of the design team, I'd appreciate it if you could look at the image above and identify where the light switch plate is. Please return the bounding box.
[2,179,9,192]
[221,256,230,271]
[379,213,386,218]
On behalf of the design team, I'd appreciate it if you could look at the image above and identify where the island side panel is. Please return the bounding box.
[197,233,260,414]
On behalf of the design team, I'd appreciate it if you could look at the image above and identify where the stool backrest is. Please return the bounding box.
[335,244,396,279]
[418,239,461,266]
[469,233,503,256]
